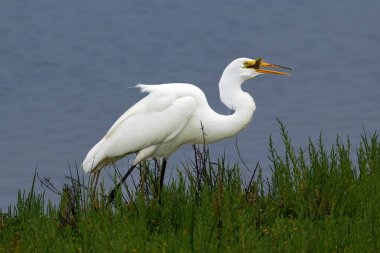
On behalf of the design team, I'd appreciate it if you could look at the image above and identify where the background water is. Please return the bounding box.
[1,0,379,210]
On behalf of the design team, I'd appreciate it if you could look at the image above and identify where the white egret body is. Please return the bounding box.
[82,57,290,189]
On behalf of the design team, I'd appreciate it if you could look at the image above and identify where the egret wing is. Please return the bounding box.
[83,94,196,172]
[83,83,200,172]
[106,84,180,138]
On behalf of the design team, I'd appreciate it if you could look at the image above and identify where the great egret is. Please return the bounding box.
[82,57,290,197]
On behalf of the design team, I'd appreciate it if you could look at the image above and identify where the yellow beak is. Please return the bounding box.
[245,58,292,75]
[256,61,292,75]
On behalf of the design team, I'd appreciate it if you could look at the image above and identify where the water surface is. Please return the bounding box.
[1,0,379,209]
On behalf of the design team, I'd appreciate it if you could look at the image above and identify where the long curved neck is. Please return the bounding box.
[201,70,256,143]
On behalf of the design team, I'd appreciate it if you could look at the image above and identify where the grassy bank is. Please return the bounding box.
[1,124,380,252]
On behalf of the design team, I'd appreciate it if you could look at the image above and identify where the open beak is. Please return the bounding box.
[256,61,292,75]
[246,58,291,75]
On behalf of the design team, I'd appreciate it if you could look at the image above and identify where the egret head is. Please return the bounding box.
[227,57,291,81]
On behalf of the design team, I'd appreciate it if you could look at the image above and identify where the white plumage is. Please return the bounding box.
[82,57,290,182]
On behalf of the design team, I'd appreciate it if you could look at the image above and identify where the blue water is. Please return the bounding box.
[1,0,379,210]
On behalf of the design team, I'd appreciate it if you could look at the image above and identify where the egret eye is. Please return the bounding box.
[243,60,256,68]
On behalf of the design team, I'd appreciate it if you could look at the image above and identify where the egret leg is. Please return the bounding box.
[90,170,101,198]
[158,158,167,198]
[108,164,137,204]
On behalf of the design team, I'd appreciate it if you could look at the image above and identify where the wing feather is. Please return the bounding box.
[82,89,196,172]
[105,84,178,138]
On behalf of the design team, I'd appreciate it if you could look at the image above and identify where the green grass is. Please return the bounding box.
[1,123,380,252]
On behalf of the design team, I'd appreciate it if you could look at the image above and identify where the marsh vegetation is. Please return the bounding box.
[1,124,380,252]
